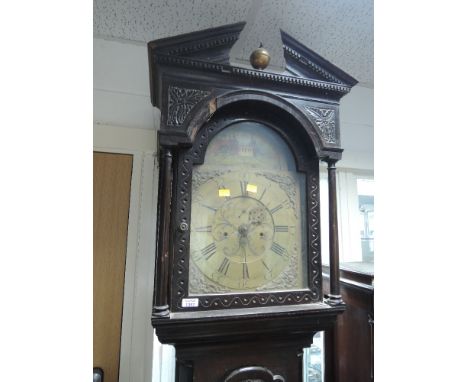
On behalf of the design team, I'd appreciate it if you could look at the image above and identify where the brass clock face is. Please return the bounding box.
[188,122,307,294]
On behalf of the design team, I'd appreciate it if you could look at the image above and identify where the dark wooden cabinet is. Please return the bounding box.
[147,22,358,381]
[323,263,374,382]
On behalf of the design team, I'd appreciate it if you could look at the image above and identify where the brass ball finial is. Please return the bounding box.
[249,43,271,70]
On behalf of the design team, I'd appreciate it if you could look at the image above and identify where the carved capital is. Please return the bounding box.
[167,85,210,127]
[304,106,337,144]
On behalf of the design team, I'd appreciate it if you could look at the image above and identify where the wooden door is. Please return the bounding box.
[94,152,133,382]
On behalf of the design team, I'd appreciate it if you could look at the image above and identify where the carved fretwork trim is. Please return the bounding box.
[283,45,345,85]
[167,85,210,127]
[164,35,238,56]
[303,106,337,144]
[156,55,351,94]
[231,67,348,93]
[308,173,321,298]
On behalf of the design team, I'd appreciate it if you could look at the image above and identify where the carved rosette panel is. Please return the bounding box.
[304,106,337,144]
[167,85,210,127]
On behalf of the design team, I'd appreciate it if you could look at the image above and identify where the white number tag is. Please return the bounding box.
[181,298,199,308]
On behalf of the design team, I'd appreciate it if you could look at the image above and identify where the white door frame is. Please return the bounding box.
[94,139,158,382]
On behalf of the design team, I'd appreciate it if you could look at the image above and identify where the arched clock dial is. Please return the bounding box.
[190,170,303,291]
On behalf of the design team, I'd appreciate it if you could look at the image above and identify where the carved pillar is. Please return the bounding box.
[325,159,342,305]
[323,158,342,382]
[153,147,173,318]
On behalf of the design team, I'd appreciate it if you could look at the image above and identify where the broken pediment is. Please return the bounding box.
[148,22,357,108]
[280,30,358,86]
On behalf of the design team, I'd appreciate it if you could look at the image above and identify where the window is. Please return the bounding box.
[357,178,374,264]
[303,332,324,382]
[320,168,374,273]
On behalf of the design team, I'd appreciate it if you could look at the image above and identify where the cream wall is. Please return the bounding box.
[340,85,374,171]
[93,36,373,382]
[94,38,154,131]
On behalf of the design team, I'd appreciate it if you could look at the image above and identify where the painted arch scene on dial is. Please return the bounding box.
[189,121,308,295]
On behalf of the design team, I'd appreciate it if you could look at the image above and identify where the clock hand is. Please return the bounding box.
[237,225,250,261]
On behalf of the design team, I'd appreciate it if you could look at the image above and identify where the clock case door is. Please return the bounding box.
[170,103,322,312]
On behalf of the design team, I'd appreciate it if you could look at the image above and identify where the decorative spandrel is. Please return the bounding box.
[167,85,210,127]
[303,106,337,144]
[189,122,307,295]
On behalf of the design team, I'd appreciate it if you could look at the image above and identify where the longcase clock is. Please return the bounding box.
[148,22,357,381]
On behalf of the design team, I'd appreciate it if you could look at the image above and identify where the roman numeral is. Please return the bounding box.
[194,226,212,232]
[218,258,231,275]
[271,242,287,257]
[262,260,271,271]
[240,181,248,196]
[196,242,216,261]
[201,204,217,212]
[243,263,250,279]
[270,204,283,214]
[274,225,289,233]
[258,188,266,201]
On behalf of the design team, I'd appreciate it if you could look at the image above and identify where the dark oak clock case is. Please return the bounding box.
[148,22,357,382]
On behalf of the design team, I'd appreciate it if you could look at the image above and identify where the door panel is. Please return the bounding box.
[94,152,133,382]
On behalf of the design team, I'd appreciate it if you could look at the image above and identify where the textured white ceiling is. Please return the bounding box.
[94,0,373,86]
